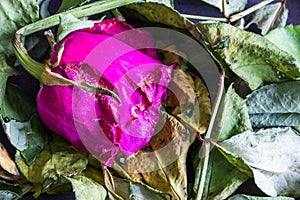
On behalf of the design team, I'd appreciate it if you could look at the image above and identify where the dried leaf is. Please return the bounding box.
[219,127,300,197]
[110,68,210,199]
[197,22,299,90]
[16,133,88,196]
[245,2,288,35]
[246,81,300,128]
[265,25,300,68]
[0,143,19,176]
[67,175,107,200]
[201,0,248,17]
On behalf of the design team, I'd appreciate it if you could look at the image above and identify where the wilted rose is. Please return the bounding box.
[36,18,173,164]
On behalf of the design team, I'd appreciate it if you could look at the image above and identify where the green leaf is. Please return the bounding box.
[194,85,250,199]
[1,83,35,122]
[265,25,300,67]
[197,22,299,90]
[245,2,288,35]
[217,85,252,141]
[20,114,45,165]
[218,127,300,197]
[228,194,295,200]
[0,0,39,55]
[67,175,107,200]
[0,82,44,164]
[0,54,16,107]
[201,0,248,17]
[246,81,300,128]
[124,2,195,31]
[56,14,94,43]
[0,180,22,200]
[16,133,88,196]
[196,149,249,200]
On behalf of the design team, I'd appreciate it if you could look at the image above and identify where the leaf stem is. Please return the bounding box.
[266,0,287,33]
[195,72,225,200]
[181,14,227,22]
[230,0,275,22]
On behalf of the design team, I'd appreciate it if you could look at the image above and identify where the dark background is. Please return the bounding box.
[1,0,299,199]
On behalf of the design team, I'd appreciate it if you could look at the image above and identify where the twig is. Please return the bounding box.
[266,0,287,33]
[181,14,227,22]
[230,0,275,22]
[195,73,225,200]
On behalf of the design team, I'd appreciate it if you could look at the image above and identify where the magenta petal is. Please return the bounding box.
[37,18,173,165]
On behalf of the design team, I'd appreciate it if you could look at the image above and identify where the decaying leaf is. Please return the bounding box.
[1,82,44,165]
[245,2,288,35]
[67,175,107,200]
[16,133,88,197]
[197,22,299,90]
[107,64,210,199]
[265,25,300,68]
[201,0,248,17]
[218,127,300,197]
[103,168,171,200]
[0,143,19,178]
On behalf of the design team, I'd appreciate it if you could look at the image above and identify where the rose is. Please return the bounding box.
[36,18,173,165]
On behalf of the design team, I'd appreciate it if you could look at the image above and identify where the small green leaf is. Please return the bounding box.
[219,127,300,197]
[56,14,94,43]
[197,22,299,90]
[0,0,39,55]
[245,2,288,35]
[265,25,300,67]
[67,175,107,200]
[228,194,295,200]
[246,81,300,128]
[0,180,22,200]
[58,0,90,13]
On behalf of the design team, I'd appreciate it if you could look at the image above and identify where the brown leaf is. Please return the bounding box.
[108,62,211,199]
[0,143,19,177]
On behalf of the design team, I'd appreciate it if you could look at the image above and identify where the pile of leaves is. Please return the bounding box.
[0,0,299,199]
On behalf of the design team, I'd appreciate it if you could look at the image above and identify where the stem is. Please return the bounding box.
[195,72,225,200]
[13,0,143,82]
[230,0,275,22]
[181,14,227,22]
[266,0,287,33]
[17,0,143,37]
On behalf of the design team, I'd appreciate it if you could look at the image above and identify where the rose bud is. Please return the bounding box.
[36,18,173,165]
